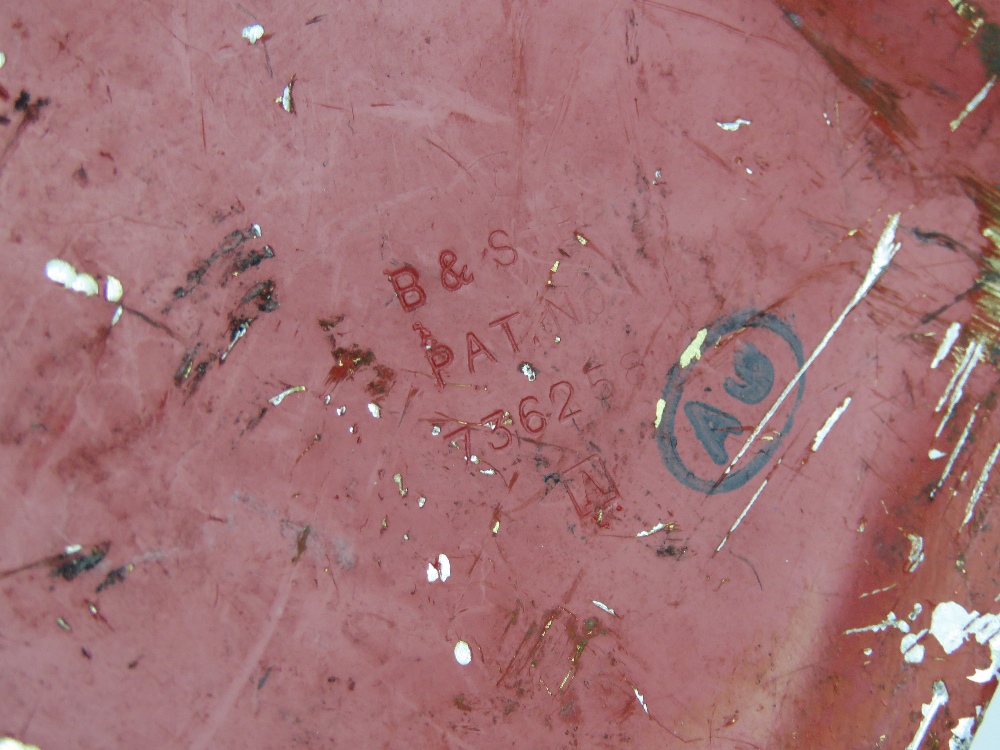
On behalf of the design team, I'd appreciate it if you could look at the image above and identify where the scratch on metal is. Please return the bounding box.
[931,405,978,499]
[962,441,1000,528]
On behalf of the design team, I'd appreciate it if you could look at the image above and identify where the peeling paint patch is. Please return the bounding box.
[426,553,451,583]
[811,396,851,451]
[679,328,708,368]
[905,681,949,750]
[901,630,928,663]
[930,601,1000,682]
[105,275,123,302]
[0,739,42,750]
[45,259,99,296]
[951,715,977,750]
[367,403,381,418]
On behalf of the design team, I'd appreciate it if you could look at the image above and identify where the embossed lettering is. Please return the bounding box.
[387,266,427,312]
[485,229,518,267]
[466,332,498,373]
[488,312,521,354]
[440,250,474,291]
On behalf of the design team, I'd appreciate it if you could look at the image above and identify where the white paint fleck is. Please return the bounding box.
[844,610,910,635]
[723,214,901,491]
[931,322,962,369]
[905,681,949,750]
[929,449,947,460]
[910,603,924,621]
[950,74,997,131]
[251,223,262,238]
[823,111,831,126]
[592,600,616,615]
[426,562,439,582]
[931,406,978,499]
[652,168,662,185]
[631,685,649,714]
[46,259,99,296]
[111,305,123,326]
[241,23,265,44]
[520,362,538,381]
[324,395,331,405]
[636,521,667,538]
[105,275,123,302]
[276,77,295,113]
[480,468,496,475]
[0,52,6,69]
[269,385,305,406]
[418,496,426,508]
[393,473,407,497]
[335,405,346,415]
[906,533,925,573]
[679,328,708,368]
[64,544,82,555]
[811,396,852,451]
[901,630,928,663]
[367,402,381,418]
[863,647,873,656]
[0,738,42,750]
[431,425,441,436]
[454,640,472,666]
[717,117,751,131]
[70,273,99,296]
[654,398,666,429]
[438,553,450,582]
[962,441,1000,529]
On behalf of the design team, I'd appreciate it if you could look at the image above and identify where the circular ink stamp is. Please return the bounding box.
[656,309,805,494]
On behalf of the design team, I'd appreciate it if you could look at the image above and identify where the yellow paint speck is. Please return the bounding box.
[679,329,708,368]
[654,398,666,428]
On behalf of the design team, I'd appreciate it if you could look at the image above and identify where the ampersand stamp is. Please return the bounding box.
[439,249,474,291]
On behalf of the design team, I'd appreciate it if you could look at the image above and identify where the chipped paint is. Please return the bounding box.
[636,521,668,537]
[0,52,6,69]
[935,341,982,437]
[631,685,649,714]
[367,403,381,418]
[431,425,441,436]
[592,600,616,615]
[811,396,852,452]
[716,478,768,552]
[724,214,900,480]
[0,738,42,750]
[335,405,346,416]
[679,328,708,368]
[932,322,962,369]
[905,681,949,750]
[962,441,1000,528]
[906,534,925,573]
[929,449,947,460]
[717,117,751,131]
[454,640,472,666]
[269,385,305,406]
[417,496,426,508]
[844,610,910,635]
[111,305,123,326]
[241,24,264,44]
[654,398,666,428]
[931,406,978,499]
[950,75,996,131]
[929,601,1000,683]
[519,362,538,381]
[276,77,295,113]
[859,584,896,598]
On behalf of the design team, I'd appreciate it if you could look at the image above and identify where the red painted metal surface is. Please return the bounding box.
[3,1,1000,748]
